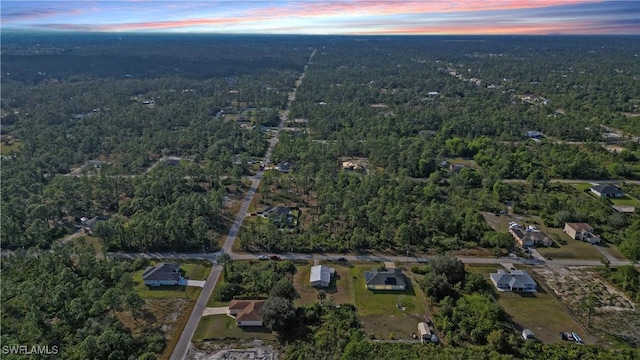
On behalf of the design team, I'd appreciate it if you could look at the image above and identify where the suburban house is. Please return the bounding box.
[142,263,185,286]
[525,130,545,139]
[509,225,553,247]
[261,206,295,225]
[449,164,466,173]
[276,162,293,173]
[310,265,335,288]
[590,184,624,198]
[342,160,363,171]
[364,268,407,291]
[564,223,601,244]
[228,299,265,327]
[489,269,537,292]
[78,216,108,234]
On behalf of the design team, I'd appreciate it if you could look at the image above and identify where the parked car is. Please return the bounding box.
[559,332,567,340]
[270,255,281,261]
[337,257,347,262]
[257,255,269,260]
[572,332,583,344]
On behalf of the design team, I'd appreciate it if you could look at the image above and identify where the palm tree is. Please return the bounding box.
[317,290,326,304]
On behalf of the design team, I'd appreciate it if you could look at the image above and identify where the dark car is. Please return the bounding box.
[270,255,281,261]
[559,332,567,340]
[337,257,347,262]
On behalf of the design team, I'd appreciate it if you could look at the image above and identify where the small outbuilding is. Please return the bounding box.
[418,322,432,343]
[522,329,535,340]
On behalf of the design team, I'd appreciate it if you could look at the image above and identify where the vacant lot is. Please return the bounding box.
[294,262,355,307]
[118,297,192,360]
[350,265,427,340]
[533,266,639,346]
[193,314,275,342]
[469,265,587,345]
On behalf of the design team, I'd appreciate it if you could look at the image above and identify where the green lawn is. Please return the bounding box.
[610,195,640,207]
[193,314,275,342]
[71,235,104,255]
[350,265,428,340]
[468,265,586,344]
[571,183,594,192]
[207,274,227,307]
[294,262,355,307]
[0,141,22,155]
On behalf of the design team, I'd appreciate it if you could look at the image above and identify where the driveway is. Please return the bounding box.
[186,280,206,287]
[203,307,229,316]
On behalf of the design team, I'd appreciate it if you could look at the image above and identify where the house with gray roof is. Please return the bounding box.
[490,269,537,292]
[590,184,624,198]
[364,268,406,291]
[142,263,185,286]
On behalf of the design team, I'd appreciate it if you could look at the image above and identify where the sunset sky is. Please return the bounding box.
[1,1,638,35]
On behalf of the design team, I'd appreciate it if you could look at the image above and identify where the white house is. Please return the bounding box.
[489,269,537,292]
[228,300,265,327]
[310,265,335,287]
[142,263,184,286]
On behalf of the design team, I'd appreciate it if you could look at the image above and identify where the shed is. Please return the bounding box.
[418,322,431,343]
[522,329,535,340]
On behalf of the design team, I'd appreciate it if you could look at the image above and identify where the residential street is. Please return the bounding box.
[169,49,316,360]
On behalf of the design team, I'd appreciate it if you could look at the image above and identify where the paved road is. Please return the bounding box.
[170,49,316,360]
[502,178,640,185]
[108,250,634,268]
[170,265,222,360]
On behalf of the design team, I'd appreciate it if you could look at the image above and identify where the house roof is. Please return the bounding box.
[263,206,292,216]
[142,263,181,281]
[490,269,536,288]
[310,265,334,284]
[277,162,293,172]
[364,268,406,287]
[591,184,623,195]
[565,223,594,233]
[229,300,265,322]
[81,216,108,229]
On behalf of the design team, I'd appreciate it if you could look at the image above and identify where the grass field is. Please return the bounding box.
[193,314,275,342]
[571,183,594,192]
[70,235,104,255]
[294,261,356,307]
[0,141,22,155]
[350,265,428,340]
[610,194,640,207]
[468,265,587,344]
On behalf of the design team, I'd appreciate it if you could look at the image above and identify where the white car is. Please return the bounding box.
[257,255,269,260]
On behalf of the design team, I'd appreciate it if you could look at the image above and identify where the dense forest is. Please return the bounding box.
[2,34,640,358]
[0,246,161,359]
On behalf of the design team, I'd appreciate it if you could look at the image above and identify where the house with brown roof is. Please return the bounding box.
[228,300,265,327]
[509,225,553,247]
[564,223,601,244]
